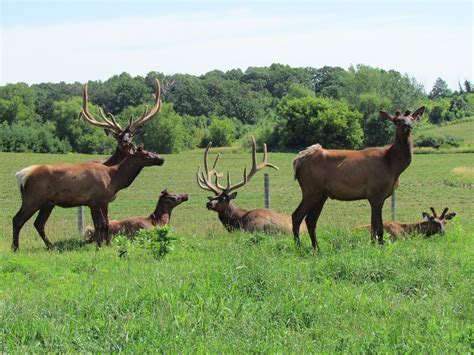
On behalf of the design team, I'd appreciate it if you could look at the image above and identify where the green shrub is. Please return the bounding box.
[415,133,463,149]
[113,225,176,260]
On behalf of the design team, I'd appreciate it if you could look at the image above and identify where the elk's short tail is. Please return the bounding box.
[293,144,322,180]
[15,165,38,195]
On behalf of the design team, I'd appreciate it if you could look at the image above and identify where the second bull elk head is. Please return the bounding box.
[196,137,293,234]
[80,79,162,165]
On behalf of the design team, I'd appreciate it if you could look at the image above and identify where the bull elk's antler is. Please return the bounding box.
[196,136,279,195]
[79,79,162,136]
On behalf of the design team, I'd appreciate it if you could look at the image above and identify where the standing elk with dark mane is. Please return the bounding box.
[81,79,162,166]
[197,136,296,234]
[292,107,425,250]
[84,189,189,241]
[12,81,164,251]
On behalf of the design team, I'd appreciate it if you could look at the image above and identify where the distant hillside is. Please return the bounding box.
[416,119,474,147]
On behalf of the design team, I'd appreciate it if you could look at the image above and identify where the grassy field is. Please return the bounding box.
[416,119,474,147]
[0,150,473,352]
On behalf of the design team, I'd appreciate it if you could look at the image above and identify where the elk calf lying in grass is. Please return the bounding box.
[354,207,456,241]
[84,189,188,241]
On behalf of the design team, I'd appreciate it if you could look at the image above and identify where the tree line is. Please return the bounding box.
[0,63,472,154]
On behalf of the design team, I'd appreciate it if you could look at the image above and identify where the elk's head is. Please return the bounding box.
[197,136,279,213]
[206,191,238,212]
[421,207,456,236]
[380,106,425,135]
[131,144,165,166]
[79,79,162,155]
[159,189,189,208]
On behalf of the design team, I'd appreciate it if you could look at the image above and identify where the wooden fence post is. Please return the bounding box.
[264,173,270,209]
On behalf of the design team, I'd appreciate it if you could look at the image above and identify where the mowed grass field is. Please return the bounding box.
[0,150,473,352]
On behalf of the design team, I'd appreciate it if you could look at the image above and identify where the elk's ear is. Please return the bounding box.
[161,188,169,195]
[422,212,430,221]
[136,144,144,151]
[379,111,394,121]
[207,196,214,201]
[411,106,425,120]
[229,192,238,200]
[444,212,456,220]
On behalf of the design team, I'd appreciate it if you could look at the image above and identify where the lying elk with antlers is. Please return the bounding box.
[292,107,425,250]
[197,137,295,234]
[354,207,456,241]
[84,189,189,241]
[80,79,162,166]
[12,81,164,251]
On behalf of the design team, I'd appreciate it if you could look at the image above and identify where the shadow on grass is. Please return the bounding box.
[53,238,87,252]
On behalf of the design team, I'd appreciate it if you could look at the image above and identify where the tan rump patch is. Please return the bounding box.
[293,144,322,178]
[15,165,39,189]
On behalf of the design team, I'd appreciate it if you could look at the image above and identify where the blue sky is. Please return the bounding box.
[1,0,472,89]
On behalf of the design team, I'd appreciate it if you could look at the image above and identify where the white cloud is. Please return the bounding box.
[1,7,471,90]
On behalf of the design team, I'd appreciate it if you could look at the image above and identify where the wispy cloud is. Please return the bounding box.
[1,3,472,89]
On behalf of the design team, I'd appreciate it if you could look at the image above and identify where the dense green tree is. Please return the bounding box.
[358,93,393,146]
[277,95,363,149]
[167,74,212,117]
[429,77,451,99]
[50,97,115,154]
[89,72,150,115]
[203,116,236,147]
[138,103,192,153]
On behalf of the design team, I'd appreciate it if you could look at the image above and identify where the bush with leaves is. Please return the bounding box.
[113,225,176,260]
[415,133,463,149]
[277,95,363,150]
[202,116,237,147]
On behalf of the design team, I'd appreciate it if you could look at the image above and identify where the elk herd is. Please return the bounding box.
[11,81,456,252]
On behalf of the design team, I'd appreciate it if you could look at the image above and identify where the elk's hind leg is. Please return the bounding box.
[305,195,328,251]
[33,204,55,250]
[292,196,315,247]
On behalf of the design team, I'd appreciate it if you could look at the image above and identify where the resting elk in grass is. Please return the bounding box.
[355,207,456,241]
[84,189,189,241]
[197,137,294,234]
[292,107,425,250]
[80,79,162,166]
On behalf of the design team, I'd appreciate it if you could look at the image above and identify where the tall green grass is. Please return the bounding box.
[0,151,473,351]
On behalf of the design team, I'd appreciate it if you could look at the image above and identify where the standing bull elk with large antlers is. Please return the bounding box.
[292,107,425,250]
[12,80,164,251]
[197,137,295,234]
[80,79,162,166]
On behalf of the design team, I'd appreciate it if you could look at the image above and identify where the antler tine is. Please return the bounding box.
[129,79,162,133]
[226,136,278,193]
[80,83,121,132]
[430,207,438,218]
[195,142,226,195]
[196,167,219,194]
[440,207,449,219]
[99,108,123,131]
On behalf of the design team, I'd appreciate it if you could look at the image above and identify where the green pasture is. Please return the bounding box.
[0,150,473,352]
[416,119,474,147]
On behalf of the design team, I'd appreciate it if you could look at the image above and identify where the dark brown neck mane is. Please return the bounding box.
[385,130,413,176]
[150,201,174,226]
[109,157,145,192]
[103,146,127,166]
[218,202,249,231]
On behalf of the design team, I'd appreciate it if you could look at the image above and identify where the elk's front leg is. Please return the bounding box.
[369,198,385,246]
[90,207,103,248]
[99,205,111,245]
